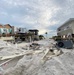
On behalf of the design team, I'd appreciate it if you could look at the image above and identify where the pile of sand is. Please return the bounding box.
[0,39,74,75]
[4,48,74,75]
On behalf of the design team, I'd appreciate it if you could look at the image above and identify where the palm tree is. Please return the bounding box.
[45,32,47,38]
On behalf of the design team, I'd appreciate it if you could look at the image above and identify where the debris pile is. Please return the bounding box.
[0,39,74,75]
[0,40,26,60]
[29,43,42,50]
[4,48,74,75]
[3,39,64,75]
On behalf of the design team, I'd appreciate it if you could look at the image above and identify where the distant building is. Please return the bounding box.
[0,24,12,35]
[29,29,39,41]
[12,26,19,34]
[18,28,28,33]
[57,18,74,38]
[0,24,3,34]
[0,23,39,42]
[4,24,12,34]
[13,27,28,34]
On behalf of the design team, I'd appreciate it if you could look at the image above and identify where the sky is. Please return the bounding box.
[0,0,74,37]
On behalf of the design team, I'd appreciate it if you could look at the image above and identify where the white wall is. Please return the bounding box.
[70,21,74,33]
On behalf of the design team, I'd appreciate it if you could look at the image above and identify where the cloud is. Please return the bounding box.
[0,0,74,37]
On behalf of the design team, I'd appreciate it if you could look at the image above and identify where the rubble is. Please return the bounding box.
[0,39,74,75]
[3,39,64,75]
[4,49,74,75]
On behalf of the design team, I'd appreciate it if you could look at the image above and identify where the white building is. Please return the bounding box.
[18,28,28,33]
[57,18,74,38]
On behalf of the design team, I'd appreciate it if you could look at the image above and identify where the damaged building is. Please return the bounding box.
[29,29,39,41]
[0,24,13,36]
[0,24,39,42]
[14,28,39,42]
[57,18,74,39]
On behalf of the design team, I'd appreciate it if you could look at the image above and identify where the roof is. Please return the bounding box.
[29,29,39,32]
[0,24,3,28]
[4,24,12,29]
[58,18,74,29]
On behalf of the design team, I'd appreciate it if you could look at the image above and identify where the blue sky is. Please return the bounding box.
[0,0,74,37]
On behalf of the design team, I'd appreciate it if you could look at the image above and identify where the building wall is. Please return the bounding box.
[57,21,74,36]
[70,21,74,33]
[0,28,4,34]
[13,27,18,33]
[57,29,73,36]
[0,25,13,35]
[19,28,28,33]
